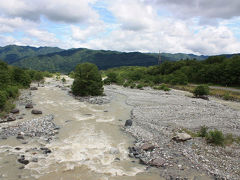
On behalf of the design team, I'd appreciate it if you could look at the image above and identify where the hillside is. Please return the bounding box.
[0,45,211,73]
[0,45,63,64]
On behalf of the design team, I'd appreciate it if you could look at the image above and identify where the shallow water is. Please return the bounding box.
[0,78,162,180]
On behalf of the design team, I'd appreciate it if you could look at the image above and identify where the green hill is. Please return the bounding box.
[0,45,210,73]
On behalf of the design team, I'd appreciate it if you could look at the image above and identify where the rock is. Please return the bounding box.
[141,143,155,151]
[125,119,133,127]
[150,157,165,167]
[15,147,21,151]
[18,116,23,119]
[31,157,38,162]
[114,158,120,161]
[31,109,42,114]
[198,95,209,100]
[18,155,29,165]
[30,87,38,90]
[40,147,51,154]
[10,108,19,114]
[25,104,33,109]
[110,148,119,154]
[7,116,16,122]
[172,133,192,142]
[16,134,24,140]
[19,166,25,169]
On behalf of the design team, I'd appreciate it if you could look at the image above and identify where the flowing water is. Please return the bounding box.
[0,78,162,180]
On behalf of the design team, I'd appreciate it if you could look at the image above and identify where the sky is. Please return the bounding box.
[0,0,240,55]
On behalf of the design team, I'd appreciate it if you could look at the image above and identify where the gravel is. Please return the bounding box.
[105,85,240,180]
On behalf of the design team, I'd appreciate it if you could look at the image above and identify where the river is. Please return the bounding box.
[0,77,162,180]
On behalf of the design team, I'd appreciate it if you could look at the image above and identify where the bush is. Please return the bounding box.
[106,72,118,83]
[61,77,66,83]
[193,85,209,97]
[136,83,144,89]
[223,92,232,100]
[130,83,136,89]
[71,63,103,96]
[207,129,225,146]
[123,82,130,87]
[153,84,170,91]
[0,91,7,109]
[198,125,208,137]
[5,86,19,98]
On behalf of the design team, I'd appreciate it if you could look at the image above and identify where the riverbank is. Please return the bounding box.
[105,85,240,180]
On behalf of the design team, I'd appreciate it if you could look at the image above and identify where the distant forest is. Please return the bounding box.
[104,55,240,86]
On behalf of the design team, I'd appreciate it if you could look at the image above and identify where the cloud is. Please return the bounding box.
[146,0,240,20]
[0,0,99,23]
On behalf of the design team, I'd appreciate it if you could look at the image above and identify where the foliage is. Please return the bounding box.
[193,85,210,97]
[153,84,170,91]
[71,63,103,96]
[198,126,208,137]
[136,84,144,89]
[206,129,225,146]
[61,77,66,83]
[0,91,7,109]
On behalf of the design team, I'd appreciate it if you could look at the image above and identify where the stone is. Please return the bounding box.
[16,134,24,140]
[10,108,19,114]
[31,109,42,114]
[110,148,119,154]
[125,119,133,127]
[114,158,120,161]
[15,147,21,150]
[141,143,155,151]
[30,87,38,90]
[7,116,16,122]
[150,157,165,167]
[25,104,33,109]
[18,155,29,165]
[198,95,209,100]
[31,157,38,162]
[40,147,51,154]
[172,133,192,142]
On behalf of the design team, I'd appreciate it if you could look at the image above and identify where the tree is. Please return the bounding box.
[193,85,209,97]
[71,63,103,96]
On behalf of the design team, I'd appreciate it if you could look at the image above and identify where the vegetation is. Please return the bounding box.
[193,85,210,97]
[206,129,225,146]
[71,63,103,96]
[0,60,50,117]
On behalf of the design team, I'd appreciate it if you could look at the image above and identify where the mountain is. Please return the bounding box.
[0,45,211,73]
[0,45,63,64]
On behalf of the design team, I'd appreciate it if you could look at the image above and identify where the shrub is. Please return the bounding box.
[153,84,170,91]
[71,63,103,96]
[193,85,209,97]
[0,91,7,109]
[5,86,19,98]
[136,83,144,89]
[106,72,118,83]
[130,83,136,89]
[223,92,232,100]
[206,129,225,146]
[61,77,66,83]
[198,125,208,137]
[224,133,234,146]
[123,82,130,87]
[103,78,111,85]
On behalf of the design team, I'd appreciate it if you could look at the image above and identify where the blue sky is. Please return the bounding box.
[0,0,240,55]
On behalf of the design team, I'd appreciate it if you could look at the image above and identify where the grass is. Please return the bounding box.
[171,84,240,102]
[179,126,240,147]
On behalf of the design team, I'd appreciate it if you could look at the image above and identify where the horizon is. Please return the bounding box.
[0,0,240,55]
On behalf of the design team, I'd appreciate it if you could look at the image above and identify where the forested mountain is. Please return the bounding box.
[1,45,238,74]
[0,45,63,64]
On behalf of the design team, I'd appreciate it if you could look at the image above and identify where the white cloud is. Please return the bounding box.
[0,0,99,23]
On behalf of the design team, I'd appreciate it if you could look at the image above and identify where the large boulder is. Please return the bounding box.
[150,157,165,167]
[31,110,42,114]
[25,103,33,109]
[10,108,19,114]
[172,133,192,142]
[141,143,155,151]
[125,119,133,127]
[30,87,38,90]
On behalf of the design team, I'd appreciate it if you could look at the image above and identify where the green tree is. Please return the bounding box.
[193,85,209,97]
[71,63,103,96]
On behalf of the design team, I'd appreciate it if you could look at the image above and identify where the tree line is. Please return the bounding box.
[103,55,240,87]
[0,60,52,116]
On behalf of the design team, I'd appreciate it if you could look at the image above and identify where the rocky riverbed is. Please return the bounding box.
[105,85,240,180]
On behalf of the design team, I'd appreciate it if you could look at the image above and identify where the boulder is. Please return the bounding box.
[10,108,19,114]
[7,116,16,122]
[172,133,192,142]
[141,143,155,151]
[125,119,133,127]
[25,104,33,109]
[31,110,42,114]
[18,155,29,165]
[30,87,38,90]
[40,147,51,154]
[150,157,165,167]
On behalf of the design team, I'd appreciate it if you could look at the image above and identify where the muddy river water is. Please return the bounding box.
[0,78,162,180]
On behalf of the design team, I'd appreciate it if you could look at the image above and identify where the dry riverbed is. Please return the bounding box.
[105,85,240,180]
